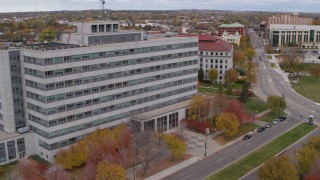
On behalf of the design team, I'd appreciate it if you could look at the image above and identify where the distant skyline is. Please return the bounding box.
[1,0,320,13]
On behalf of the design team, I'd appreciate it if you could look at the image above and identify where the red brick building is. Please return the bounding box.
[218,23,245,36]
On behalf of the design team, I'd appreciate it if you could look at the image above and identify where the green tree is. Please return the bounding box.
[258,155,298,180]
[218,83,224,94]
[225,84,233,97]
[295,146,318,176]
[39,28,56,42]
[267,95,287,115]
[224,69,238,84]
[208,68,218,85]
[163,134,186,161]
[198,68,204,83]
[216,113,240,136]
[95,161,126,180]
[239,81,249,103]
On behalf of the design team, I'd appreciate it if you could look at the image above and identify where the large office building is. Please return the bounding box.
[269,24,320,48]
[265,14,313,38]
[0,20,198,164]
[218,23,245,36]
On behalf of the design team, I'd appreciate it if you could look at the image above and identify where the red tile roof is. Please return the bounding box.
[178,33,232,51]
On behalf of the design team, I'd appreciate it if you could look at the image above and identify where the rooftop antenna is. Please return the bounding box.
[100,0,106,20]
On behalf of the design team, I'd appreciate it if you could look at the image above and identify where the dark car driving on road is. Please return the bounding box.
[243,134,252,140]
[279,116,287,121]
[257,127,265,132]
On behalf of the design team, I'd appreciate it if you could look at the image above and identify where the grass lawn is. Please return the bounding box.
[215,123,260,145]
[270,63,276,68]
[0,161,18,178]
[199,87,219,94]
[200,82,244,90]
[292,76,320,103]
[298,63,320,71]
[30,155,50,165]
[244,98,269,113]
[207,123,317,180]
[258,111,286,123]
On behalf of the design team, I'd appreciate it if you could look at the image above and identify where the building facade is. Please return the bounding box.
[198,35,233,83]
[0,21,199,163]
[218,23,245,36]
[221,31,241,46]
[269,24,320,48]
[266,14,313,38]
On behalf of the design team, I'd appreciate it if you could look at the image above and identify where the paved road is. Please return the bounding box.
[241,128,320,180]
[163,118,301,180]
[248,29,320,124]
[164,30,320,180]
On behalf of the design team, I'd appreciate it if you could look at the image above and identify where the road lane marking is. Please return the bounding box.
[216,156,228,162]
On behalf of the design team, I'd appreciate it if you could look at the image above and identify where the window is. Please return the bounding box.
[157,116,167,132]
[169,112,178,130]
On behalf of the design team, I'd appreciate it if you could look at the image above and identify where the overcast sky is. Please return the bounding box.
[0,0,320,13]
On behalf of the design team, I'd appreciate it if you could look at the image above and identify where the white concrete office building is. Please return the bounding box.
[269,24,320,48]
[0,21,198,163]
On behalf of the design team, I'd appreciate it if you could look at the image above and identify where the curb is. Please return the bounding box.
[203,120,304,180]
[239,126,319,180]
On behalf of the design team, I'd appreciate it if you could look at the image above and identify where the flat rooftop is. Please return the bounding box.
[270,24,320,30]
[0,130,29,141]
[22,36,197,51]
[24,42,81,51]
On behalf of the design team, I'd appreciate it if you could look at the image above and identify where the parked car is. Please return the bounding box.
[243,134,252,140]
[265,123,272,128]
[279,116,287,121]
[257,127,265,132]
[272,119,280,124]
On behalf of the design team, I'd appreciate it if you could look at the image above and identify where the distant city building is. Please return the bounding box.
[269,24,320,48]
[178,34,234,83]
[0,20,198,164]
[218,23,245,36]
[266,14,313,38]
[221,31,241,46]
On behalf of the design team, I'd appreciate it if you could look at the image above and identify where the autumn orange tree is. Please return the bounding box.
[162,134,186,161]
[188,94,209,121]
[55,123,132,170]
[216,113,240,136]
[258,155,298,180]
[95,161,126,180]
[224,69,238,84]
[309,66,320,79]
[295,146,319,176]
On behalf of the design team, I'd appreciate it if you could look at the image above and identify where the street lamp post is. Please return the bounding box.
[205,128,210,156]
[252,114,255,132]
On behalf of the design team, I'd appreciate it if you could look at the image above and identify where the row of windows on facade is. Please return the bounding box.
[27,71,196,128]
[200,59,229,64]
[26,67,197,105]
[24,56,197,79]
[273,30,320,34]
[31,94,193,141]
[25,59,197,93]
[28,85,196,132]
[24,51,197,79]
[275,34,320,43]
[199,51,230,56]
[0,138,25,163]
[200,64,229,71]
[27,76,197,118]
[37,111,179,151]
[23,42,198,66]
